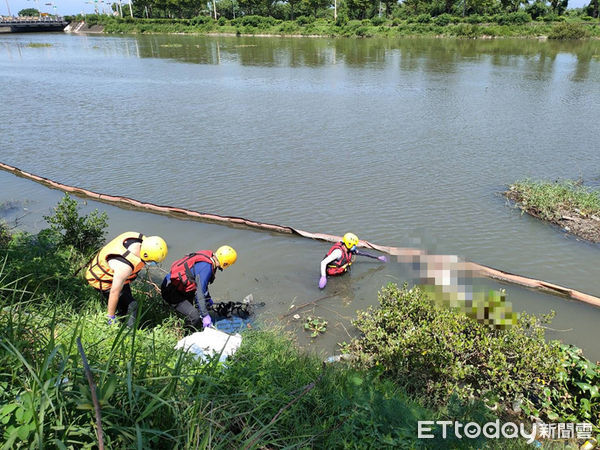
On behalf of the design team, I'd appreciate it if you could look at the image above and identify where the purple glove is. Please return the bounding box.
[318,276,327,289]
[378,255,388,262]
[206,298,213,307]
[107,314,117,325]
[202,315,213,328]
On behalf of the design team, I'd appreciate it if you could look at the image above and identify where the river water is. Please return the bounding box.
[1,32,599,360]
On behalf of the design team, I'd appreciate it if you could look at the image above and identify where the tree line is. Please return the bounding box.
[117,0,599,22]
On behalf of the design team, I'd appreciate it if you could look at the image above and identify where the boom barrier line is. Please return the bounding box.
[2,161,599,308]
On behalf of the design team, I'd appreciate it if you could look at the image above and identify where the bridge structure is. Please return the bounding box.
[0,16,68,33]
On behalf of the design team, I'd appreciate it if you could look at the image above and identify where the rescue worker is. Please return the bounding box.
[160,245,237,330]
[318,232,386,289]
[85,232,168,326]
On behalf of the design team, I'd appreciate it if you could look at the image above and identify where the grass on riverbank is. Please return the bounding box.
[1,195,598,447]
[71,14,600,39]
[505,179,600,242]
[0,224,514,448]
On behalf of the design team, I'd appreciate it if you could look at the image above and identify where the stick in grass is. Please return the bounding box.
[77,337,105,450]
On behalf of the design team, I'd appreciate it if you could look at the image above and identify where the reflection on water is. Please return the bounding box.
[128,35,600,76]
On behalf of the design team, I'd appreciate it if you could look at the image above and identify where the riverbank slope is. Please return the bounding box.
[65,15,600,39]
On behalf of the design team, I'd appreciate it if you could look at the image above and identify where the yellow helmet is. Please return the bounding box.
[140,236,168,263]
[342,232,359,250]
[215,245,237,269]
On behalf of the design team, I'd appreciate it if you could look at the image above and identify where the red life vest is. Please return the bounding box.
[325,242,355,276]
[169,251,215,293]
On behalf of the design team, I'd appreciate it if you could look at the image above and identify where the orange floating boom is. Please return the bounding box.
[2,161,599,308]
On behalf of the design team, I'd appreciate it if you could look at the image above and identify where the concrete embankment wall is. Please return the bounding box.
[64,21,104,33]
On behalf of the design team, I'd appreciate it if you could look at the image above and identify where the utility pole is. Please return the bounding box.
[212,0,217,19]
[4,0,11,16]
[334,0,336,21]
[128,0,132,17]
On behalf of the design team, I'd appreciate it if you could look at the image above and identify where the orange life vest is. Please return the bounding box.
[325,241,355,276]
[169,250,215,293]
[85,232,145,291]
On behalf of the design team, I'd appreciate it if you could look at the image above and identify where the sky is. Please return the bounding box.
[0,0,591,19]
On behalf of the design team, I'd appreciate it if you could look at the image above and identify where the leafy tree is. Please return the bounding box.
[238,0,264,15]
[346,0,374,18]
[526,0,548,18]
[287,0,302,19]
[550,0,568,13]
[381,0,397,17]
[18,8,40,16]
[299,0,330,17]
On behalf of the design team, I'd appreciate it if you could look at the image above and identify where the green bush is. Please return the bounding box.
[415,13,432,23]
[335,14,348,26]
[217,16,227,25]
[232,15,262,27]
[190,15,213,25]
[434,13,453,26]
[466,13,483,23]
[43,194,108,254]
[342,283,599,424]
[453,23,481,37]
[279,21,299,32]
[370,15,386,25]
[545,344,600,422]
[295,15,313,25]
[548,21,589,39]
[496,11,531,25]
[0,221,10,248]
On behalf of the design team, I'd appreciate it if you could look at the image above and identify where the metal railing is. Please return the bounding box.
[0,16,66,24]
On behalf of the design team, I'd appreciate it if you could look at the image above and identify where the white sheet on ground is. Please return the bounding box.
[174,328,242,362]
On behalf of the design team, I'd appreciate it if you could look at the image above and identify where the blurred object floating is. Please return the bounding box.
[2,162,600,309]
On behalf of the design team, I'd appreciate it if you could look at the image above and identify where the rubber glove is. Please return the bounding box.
[378,255,388,262]
[202,314,213,328]
[107,314,117,325]
[318,276,327,289]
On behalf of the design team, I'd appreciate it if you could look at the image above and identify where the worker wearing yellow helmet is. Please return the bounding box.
[85,232,168,326]
[318,232,387,289]
[161,245,237,329]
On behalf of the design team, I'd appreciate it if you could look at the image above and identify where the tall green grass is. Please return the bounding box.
[0,200,548,447]
[507,179,600,220]
[0,229,448,448]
